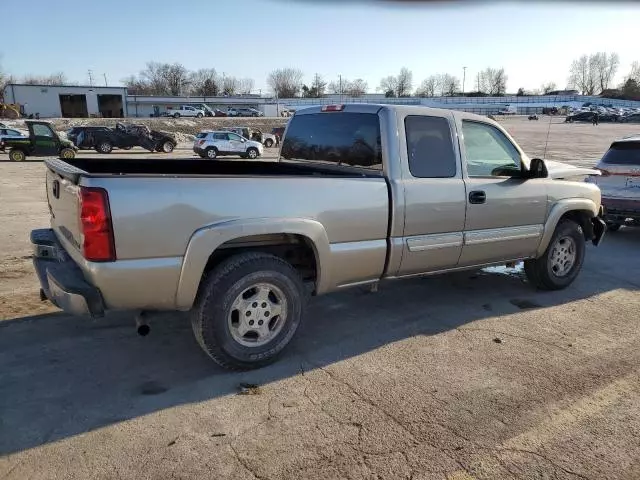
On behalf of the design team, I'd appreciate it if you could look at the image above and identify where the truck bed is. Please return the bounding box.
[46,158,383,183]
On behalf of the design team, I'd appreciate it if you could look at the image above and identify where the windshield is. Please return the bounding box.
[280,112,382,169]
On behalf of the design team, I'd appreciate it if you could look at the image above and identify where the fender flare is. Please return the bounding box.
[536,198,598,256]
[175,218,331,310]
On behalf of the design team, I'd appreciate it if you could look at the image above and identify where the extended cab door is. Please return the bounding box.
[30,123,59,156]
[396,113,467,276]
[457,118,547,266]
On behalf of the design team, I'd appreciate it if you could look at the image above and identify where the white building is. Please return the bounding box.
[3,84,128,118]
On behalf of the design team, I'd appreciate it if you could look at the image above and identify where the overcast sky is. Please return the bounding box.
[2,0,638,94]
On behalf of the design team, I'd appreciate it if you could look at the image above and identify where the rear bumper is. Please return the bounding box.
[31,228,105,317]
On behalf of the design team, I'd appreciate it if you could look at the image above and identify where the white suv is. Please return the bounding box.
[193,131,264,159]
[167,106,205,118]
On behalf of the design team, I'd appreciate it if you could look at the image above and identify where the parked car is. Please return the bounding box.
[0,127,28,150]
[2,120,76,161]
[528,115,539,121]
[167,105,205,118]
[193,130,263,159]
[228,107,263,117]
[32,104,606,370]
[224,126,277,147]
[88,123,177,154]
[66,126,114,150]
[619,113,640,123]
[565,111,596,123]
[586,135,640,231]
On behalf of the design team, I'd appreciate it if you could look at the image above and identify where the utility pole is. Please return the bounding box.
[339,74,342,102]
[88,70,93,87]
[462,67,467,95]
[103,73,108,87]
[476,73,481,93]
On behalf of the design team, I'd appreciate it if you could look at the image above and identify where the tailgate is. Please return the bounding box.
[46,162,82,254]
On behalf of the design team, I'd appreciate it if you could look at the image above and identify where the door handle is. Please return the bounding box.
[469,190,486,204]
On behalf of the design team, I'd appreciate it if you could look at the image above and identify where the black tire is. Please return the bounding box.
[264,139,274,148]
[9,148,26,162]
[59,147,75,159]
[173,113,180,118]
[205,147,218,159]
[246,147,259,159]
[191,252,307,370]
[97,141,113,154]
[196,113,204,118]
[121,146,133,150]
[524,219,585,291]
[161,140,175,153]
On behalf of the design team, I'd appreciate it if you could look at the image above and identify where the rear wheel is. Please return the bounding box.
[173,113,180,118]
[246,147,259,159]
[196,113,204,118]
[59,148,75,159]
[97,141,113,154]
[205,147,218,159]
[191,252,306,370]
[161,140,175,153]
[9,148,26,162]
[524,219,585,290]
[264,139,274,148]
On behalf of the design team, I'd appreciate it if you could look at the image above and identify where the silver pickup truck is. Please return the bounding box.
[32,104,606,369]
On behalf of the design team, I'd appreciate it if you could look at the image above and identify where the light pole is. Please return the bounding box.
[462,67,467,95]
[339,74,342,103]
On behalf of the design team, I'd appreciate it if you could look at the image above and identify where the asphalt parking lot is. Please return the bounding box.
[0,117,639,480]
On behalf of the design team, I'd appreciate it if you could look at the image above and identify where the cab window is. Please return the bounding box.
[462,121,521,176]
[32,124,54,137]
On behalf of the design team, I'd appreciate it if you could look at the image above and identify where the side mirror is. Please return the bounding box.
[529,158,548,178]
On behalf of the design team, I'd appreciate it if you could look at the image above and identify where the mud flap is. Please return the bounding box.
[592,216,606,246]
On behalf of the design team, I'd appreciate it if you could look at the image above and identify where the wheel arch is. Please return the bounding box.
[175,218,331,310]
[537,199,598,256]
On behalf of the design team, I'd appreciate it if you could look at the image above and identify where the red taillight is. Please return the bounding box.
[198,139,205,146]
[596,168,611,177]
[321,104,345,112]
[79,187,115,262]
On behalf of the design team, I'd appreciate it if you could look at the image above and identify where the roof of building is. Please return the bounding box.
[5,83,126,90]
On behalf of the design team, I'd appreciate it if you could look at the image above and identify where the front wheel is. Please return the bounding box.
[191,253,307,370]
[9,148,26,162]
[59,148,75,159]
[246,147,259,159]
[196,113,203,118]
[173,113,180,118]
[524,219,585,290]
[264,139,274,148]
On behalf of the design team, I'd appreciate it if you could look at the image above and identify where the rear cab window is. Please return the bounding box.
[601,142,640,165]
[196,132,208,139]
[405,116,457,177]
[281,112,382,169]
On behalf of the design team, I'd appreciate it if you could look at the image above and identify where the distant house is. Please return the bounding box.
[546,89,580,96]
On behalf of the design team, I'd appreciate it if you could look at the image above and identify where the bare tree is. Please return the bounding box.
[478,67,507,95]
[415,76,439,97]
[189,68,220,96]
[346,78,367,97]
[627,61,640,84]
[540,81,557,94]
[267,68,304,98]
[438,74,460,96]
[222,76,239,96]
[396,67,413,97]
[20,72,67,86]
[307,73,326,97]
[593,52,619,93]
[568,55,597,95]
[237,77,255,95]
[378,75,398,97]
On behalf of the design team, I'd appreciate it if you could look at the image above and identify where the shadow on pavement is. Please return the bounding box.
[0,228,638,455]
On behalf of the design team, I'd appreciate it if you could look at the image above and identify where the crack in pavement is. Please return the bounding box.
[229,443,266,480]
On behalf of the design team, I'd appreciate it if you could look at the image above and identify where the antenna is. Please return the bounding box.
[542,114,552,160]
